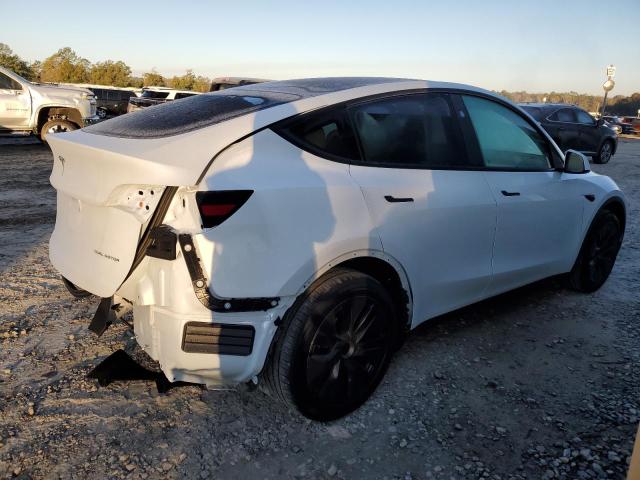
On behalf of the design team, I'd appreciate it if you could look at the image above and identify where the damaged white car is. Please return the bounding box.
[48,78,625,420]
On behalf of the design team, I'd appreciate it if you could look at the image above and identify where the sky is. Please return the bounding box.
[4,0,640,95]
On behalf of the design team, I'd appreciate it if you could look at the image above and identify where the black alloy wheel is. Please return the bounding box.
[568,210,622,292]
[263,268,398,421]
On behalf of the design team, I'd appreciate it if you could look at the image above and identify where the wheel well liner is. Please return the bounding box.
[335,257,411,332]
[601,197,626,233]
[37,107,83,131]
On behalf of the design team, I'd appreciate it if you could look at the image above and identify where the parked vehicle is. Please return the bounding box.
[53,83,140,118]
[127,87,200,112]
[48,78,626,420]
[209,77,268,92]
[603,116,636,135]
[92,87,139,118]
[0,66,98,142]
[519,103,618,164]
[605,121,622,135]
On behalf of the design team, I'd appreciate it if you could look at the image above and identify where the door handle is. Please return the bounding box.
[501,190,521,197]
[384,195,414,203]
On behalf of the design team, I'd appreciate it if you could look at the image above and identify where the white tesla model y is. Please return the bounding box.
[47,78,625,420]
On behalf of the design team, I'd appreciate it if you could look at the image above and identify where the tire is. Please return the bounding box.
[594,139,614,164]
[568,210,622,293]
[61,276,93,298]
[262,268,398,421]
[40,119,78,143]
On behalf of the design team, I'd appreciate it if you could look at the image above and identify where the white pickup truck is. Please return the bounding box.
[0,66,99,142]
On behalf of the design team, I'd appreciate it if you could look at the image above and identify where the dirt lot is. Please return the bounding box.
[0,138,639,480]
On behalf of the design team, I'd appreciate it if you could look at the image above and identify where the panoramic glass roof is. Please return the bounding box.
[84,77,407,139]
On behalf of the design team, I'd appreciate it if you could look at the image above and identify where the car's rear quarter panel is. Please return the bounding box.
[195,128,383,300]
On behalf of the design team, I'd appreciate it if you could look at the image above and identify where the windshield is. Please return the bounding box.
[0,67,30,85]
[141,90,170,99]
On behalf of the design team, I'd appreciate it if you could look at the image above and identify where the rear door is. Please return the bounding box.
[347,92,497,324]
[544,107,580,152]
[459,94,584,294]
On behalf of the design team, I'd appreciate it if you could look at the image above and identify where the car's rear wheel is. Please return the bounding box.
[568,210,622,293]
[262,268,398,421]
[62,276,92,298]
[594,140,614,164]
[40,119,77,143]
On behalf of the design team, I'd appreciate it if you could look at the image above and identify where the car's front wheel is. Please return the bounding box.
[594,139,614,164]
[568,209,623,293]
[40,119,78,143]
[262,268,398,421]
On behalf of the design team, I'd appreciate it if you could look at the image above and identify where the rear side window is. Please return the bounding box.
[278,108,360,161]
[349,93,467,168]
[548,108,576,123]
[462,95,550,171]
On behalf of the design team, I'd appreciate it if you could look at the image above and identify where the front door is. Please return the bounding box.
[0,72,30,129]
[543,107,580,153]
[574,108,600,154]
[460,94,584,295]
[347,92,497,325]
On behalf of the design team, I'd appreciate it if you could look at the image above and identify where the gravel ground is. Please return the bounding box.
[0,138,638,480]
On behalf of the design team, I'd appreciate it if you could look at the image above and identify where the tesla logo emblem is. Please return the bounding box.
[58,155,65,173]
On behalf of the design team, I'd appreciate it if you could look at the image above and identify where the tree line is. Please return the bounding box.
[0,44,211,92]
[1,43,639,115]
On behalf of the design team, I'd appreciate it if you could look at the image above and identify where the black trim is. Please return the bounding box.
[178,233,279,312]
[146,225,178,260]
[182,322,255,356]
[384,195,414,203]
[123,186,178,282]
[584,194,596,202]
[272,87,565,173]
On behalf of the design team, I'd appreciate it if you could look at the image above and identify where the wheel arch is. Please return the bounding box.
[36,106,83,132]
[294,250,414,332]
[601,196,626,233]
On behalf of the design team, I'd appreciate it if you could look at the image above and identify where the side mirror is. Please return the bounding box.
[596,118,605,127]
[564,150,590,174]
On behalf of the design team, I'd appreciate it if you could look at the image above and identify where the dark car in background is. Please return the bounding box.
[89,87,139,118]
[603,116,637,135]
[520,103,618,164]
[127,87,200,112]
[209,77,268,92]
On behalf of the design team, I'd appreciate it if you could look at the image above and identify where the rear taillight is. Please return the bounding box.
[195,190,253,228]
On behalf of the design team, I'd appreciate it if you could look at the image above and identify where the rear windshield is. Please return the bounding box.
[84,78,406,139]
[84,90,299,138]
[520,106,544,121]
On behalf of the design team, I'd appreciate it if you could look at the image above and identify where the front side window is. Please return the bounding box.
[279,108,360,160]
[349,93,467,168]
[575,109,595,125]
[0,72,22,90]
[462,95,551,171]
[548,108,576,123]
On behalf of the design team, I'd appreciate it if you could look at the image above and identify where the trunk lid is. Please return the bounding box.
[47,131,203,297]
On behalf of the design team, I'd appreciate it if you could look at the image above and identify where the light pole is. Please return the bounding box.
[600,65,615,118]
